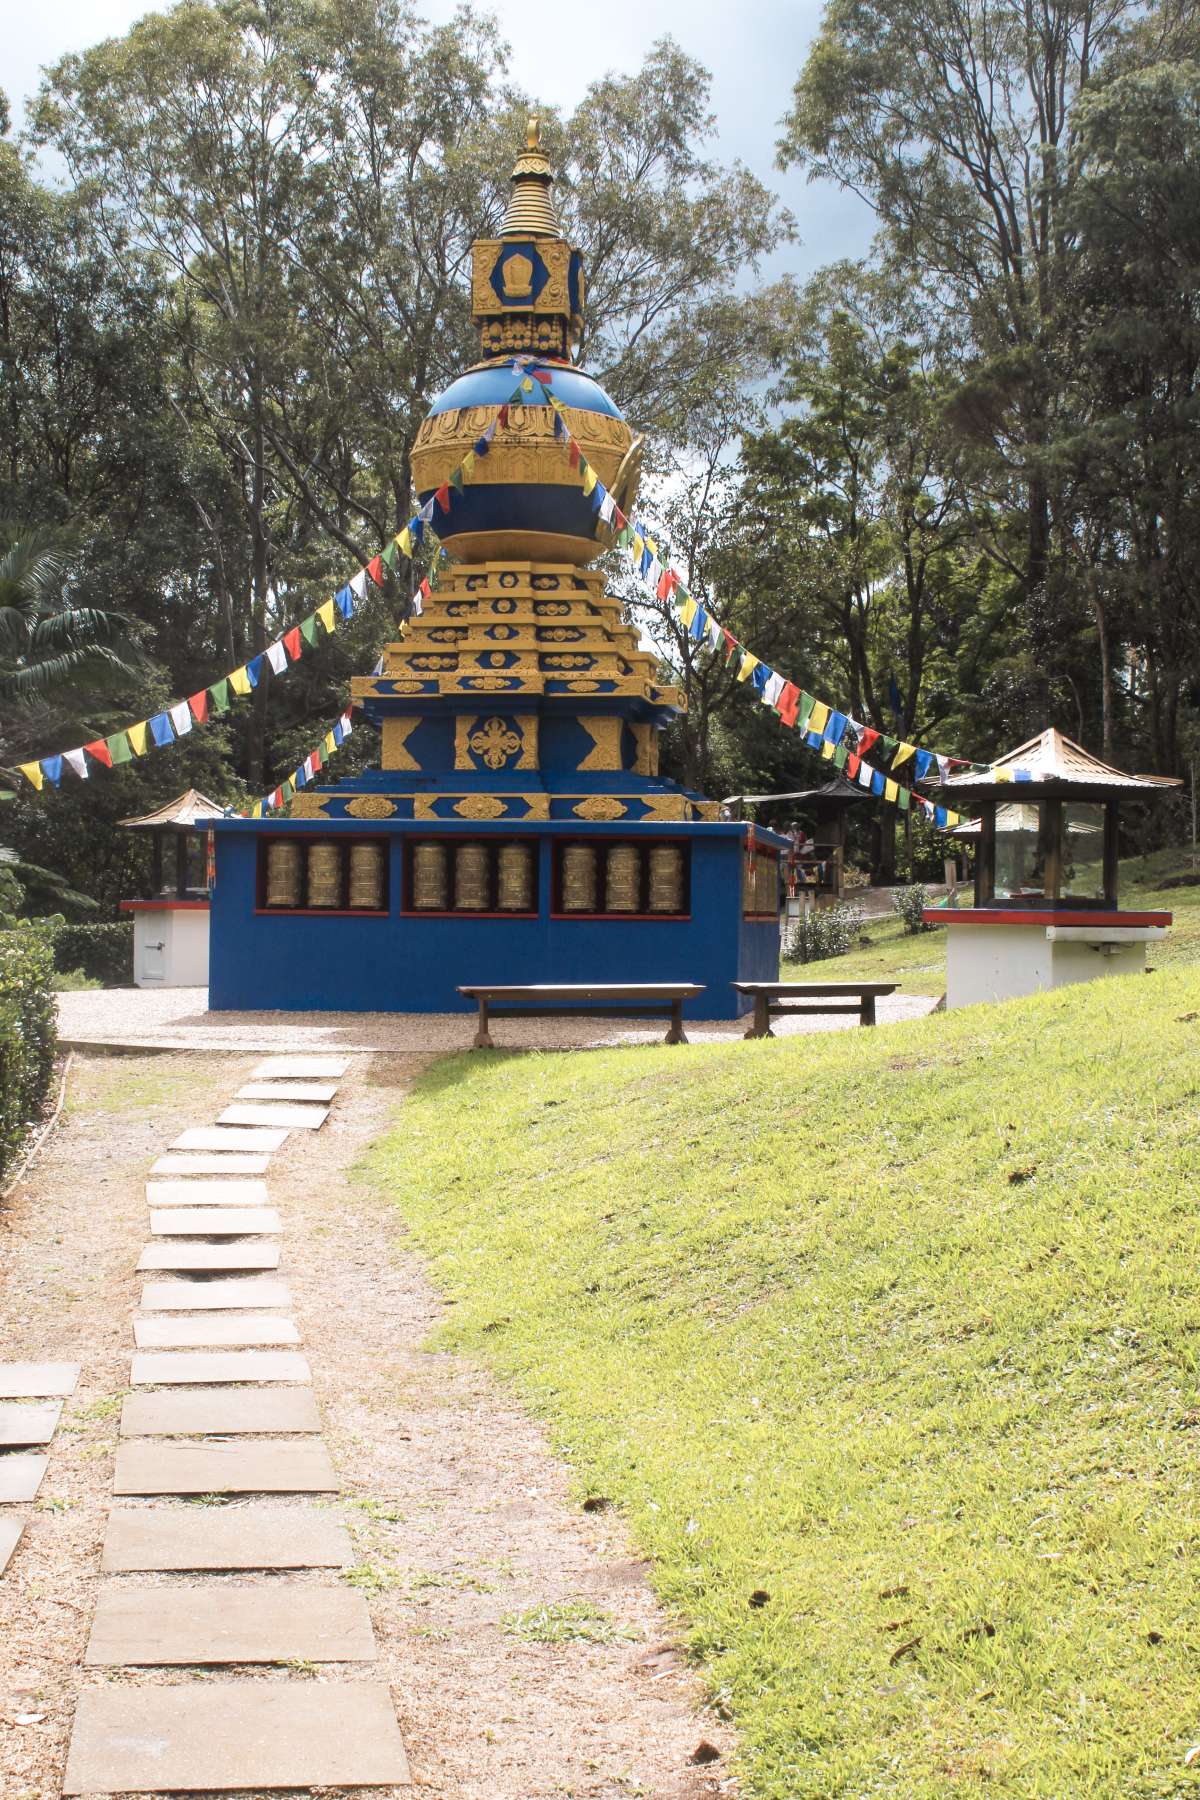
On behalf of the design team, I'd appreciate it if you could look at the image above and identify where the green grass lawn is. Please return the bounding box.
[793,849,1200,997]
[358,963,1200,1799]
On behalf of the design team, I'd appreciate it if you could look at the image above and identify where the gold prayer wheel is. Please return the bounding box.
[348,841,384,911]
[562,843,598,911]
[605,843,640,912]
[307,841,341,909]
[648,844,684,914]
[498,842,534,912]
[265,840,301,908]
[755,852,778,915]
[454,841,490,910]
[412,841,448,910]
[742,851,754,913]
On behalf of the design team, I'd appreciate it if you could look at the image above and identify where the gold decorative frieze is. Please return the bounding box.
[411,402,631,499]
[631,723,659,778]
[577,716,624,774]
[454,795,508,820]
[381,717,422,773]
[638,795,689,822]
[288,795,330,819]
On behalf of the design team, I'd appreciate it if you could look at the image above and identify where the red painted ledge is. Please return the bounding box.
[922,907,1171,928]
[120,899,210,912]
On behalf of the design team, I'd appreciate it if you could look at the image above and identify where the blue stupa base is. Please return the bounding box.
[208,819,782,1020]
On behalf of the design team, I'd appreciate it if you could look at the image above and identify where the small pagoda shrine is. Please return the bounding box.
[926,728,1177,1007]
[206,122,785,1018]
[119,787,226,987]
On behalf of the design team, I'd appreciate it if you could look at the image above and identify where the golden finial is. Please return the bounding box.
[503,113,560,238]
[527,115,540,151]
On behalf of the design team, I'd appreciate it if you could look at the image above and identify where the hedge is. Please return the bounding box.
[0,931,57,1190]
[46,920,133,986]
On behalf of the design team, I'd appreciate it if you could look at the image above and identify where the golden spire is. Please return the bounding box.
[501,115,561,239]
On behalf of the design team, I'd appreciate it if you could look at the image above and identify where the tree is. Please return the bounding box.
[0,524,134,716]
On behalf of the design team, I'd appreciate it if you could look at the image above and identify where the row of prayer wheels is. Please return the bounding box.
[263,837,690,916]
[264,840,385,911]
[743,847,780,915]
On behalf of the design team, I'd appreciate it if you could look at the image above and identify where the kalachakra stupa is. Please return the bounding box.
[207,121,786,1017]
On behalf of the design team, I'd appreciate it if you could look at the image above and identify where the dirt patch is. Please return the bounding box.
[1,1051,736,1799]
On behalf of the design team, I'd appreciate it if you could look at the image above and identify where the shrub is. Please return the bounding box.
[44,920,133,986]
[892,884,937,935]
[783,901,865,964]
[0,930,57,1188]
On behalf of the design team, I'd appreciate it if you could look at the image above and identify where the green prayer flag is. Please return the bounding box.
[107,731,132,766]
[795,691,816,732]
[381,540,398,570]
[300,615,319,647]
[833,744,848,769]
[898,786,911,811]
[281,777,295,800]
[883,735,898,756]
[449,466,465,494]
[209,679,230,714]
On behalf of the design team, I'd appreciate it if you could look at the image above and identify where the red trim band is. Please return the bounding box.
[923,908,1171,927]
[120,899,210,912]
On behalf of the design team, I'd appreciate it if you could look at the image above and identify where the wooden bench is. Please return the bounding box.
[458,983,704,1050]
[732,980,899,1038]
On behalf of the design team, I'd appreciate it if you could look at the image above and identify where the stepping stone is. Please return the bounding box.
[149,1207,281,1237]
[120,1388,321,1437]
[85,1581,375,1664]
[140,1277,290,1311]
[63,1681,410,1793]
[0,1453,48,1502]
[151,1152,270,1176]
[0,1360,79,1398]
[219,1102,328,1130]
[146,1179,269,1208]
[131,1350,310,1386]
[171,1127,289,1153]
[137,1242,280,1274]
[114,1438,337,1495]
[238,1081,338,1102]
[0,1513,25,1572]
[134,1314,300,1349]
[102,1504,351,1571]
[251,1054,350,1079]
[0,1400,62,1446]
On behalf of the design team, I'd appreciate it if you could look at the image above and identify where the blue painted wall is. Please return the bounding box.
[208,820,781,1019]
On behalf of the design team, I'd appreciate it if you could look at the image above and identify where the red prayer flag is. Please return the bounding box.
[283,627,302,661]
[84,738,113,768]
[656,569,677,601]
[188,690,209,725]
[271,787,282,809]
[776,682,800,728]
[435,483,451,513]
[613,505,627,531]
[420,577,431,598]
[497,405,509,429]
[310,748,322,773]
[846,751,861,779]
[532,368,553,384]
[858,727,880,757]
[568,439,580,469]
[366,554,384,586]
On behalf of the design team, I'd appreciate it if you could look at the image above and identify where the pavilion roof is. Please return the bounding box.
[119,788,228,830]
[722,774,867,807]
[942,728,1180,794]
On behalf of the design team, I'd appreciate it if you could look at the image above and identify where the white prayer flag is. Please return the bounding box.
[169,701,192,737]
[350,569,368,599]
[265,641,288,675]
[64,747,88,779]
[762,672,785,707]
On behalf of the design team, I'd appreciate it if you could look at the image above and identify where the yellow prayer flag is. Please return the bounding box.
[318,600,336,633]
[521,376,534,392]
[250,800,263,819]
[737,653,759,684]
[461,450,476,478]
[645,535,658,556]
[821,738,835,760]
[127,721,149,755]
[396,528,413,557]
[808,699,831,734]
[228,666,251,697]
[893,741,916,767]
[323,732,336,755]
[630,533,644,560]
[582,464,597,495]
[884,778,898,803]
[18,761,43,791]
[946,810,961,827]
[993,767,1013,783]
[678,596,698,628]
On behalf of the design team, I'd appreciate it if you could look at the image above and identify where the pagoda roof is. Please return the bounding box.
[120,788,228,830]
[723,775,868,807]
[941,728,1180,797]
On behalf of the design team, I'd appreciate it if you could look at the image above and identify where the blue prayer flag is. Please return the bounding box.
[336,586,354,619]
[246,654,264,688]
[915,748,933,780]
[826,710,847,744]
[41,754,63,785]
[935,805,948,827]
[149,712,174,748]
[871,770,885,796]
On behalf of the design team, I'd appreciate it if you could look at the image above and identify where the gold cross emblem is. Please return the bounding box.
[468,717,522,769]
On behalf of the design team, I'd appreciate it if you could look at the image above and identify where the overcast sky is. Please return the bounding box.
[4,0,875,284]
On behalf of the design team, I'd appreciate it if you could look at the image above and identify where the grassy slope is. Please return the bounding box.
[791,850,1200,996]
[358,965,1200,1799]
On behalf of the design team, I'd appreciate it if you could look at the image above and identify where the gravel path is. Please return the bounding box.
[58,986,938,1053]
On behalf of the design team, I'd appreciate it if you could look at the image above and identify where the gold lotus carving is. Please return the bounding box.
[453,795,507,820]
[346,795,397,819]
[573,797,626,820]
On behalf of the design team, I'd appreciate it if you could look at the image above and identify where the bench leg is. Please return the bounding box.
[860,995,876,1027]
[472,998,494,1050]
[744,993,773,1039]
[664,1000,688,1046]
